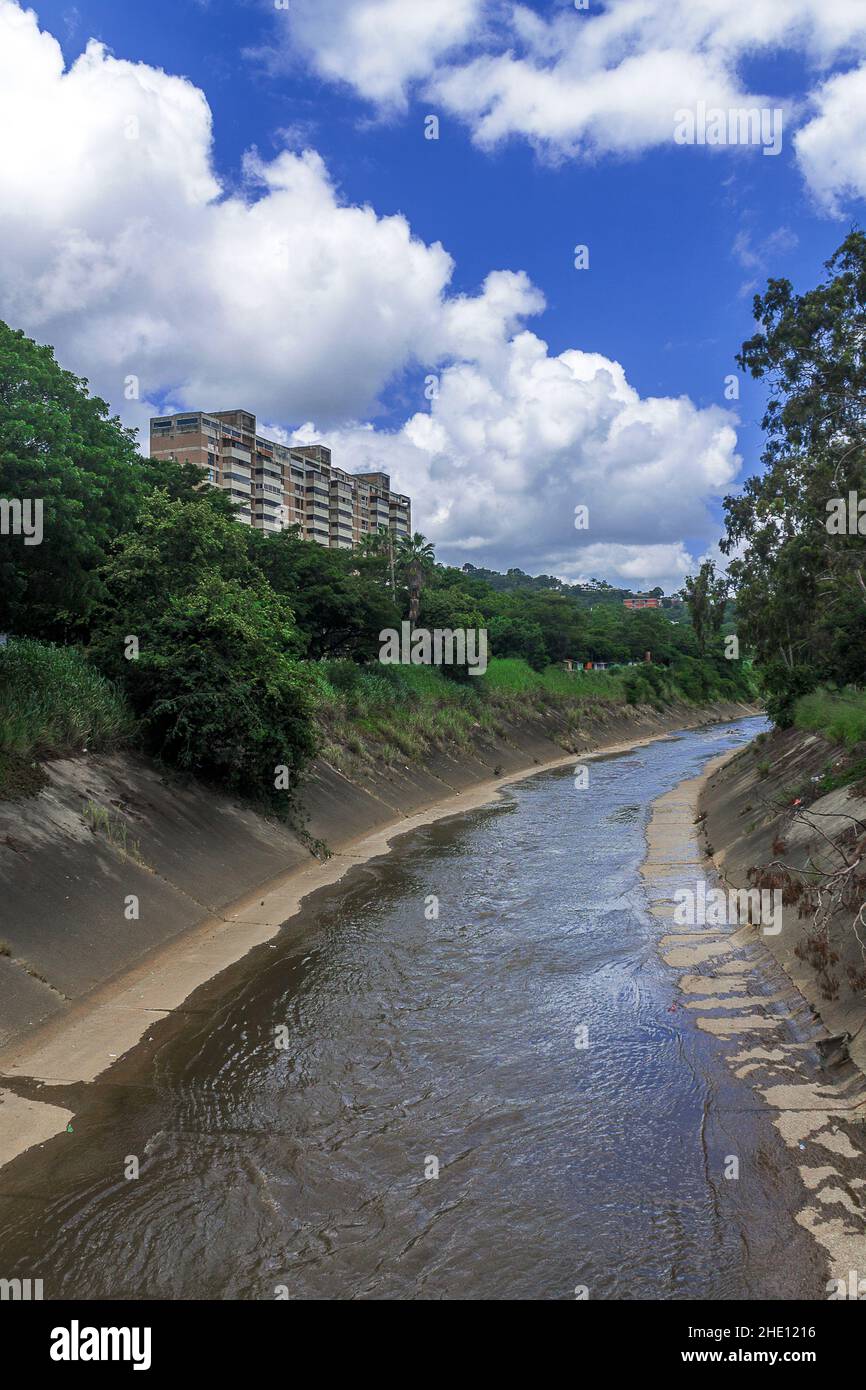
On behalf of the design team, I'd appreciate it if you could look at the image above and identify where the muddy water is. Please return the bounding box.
[0,717,831,1299]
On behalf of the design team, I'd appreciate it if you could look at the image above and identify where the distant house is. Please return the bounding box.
[623,595,660,609]
[623,590,684,610]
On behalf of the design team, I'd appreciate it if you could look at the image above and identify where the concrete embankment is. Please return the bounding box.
[647,731,866,1286]
[0,697,754,1168]
[699,726,866,1074]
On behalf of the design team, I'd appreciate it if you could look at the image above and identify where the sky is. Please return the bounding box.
[1,0,866,589]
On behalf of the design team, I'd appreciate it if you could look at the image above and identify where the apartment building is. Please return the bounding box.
[149,409,411,549]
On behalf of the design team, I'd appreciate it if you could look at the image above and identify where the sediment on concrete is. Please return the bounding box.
[646,755,866,1287]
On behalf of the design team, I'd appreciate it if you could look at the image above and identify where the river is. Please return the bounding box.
[0,716,831,1299]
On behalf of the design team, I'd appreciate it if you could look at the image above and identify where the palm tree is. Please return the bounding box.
[356,527,389,559]
[397,533,435,628]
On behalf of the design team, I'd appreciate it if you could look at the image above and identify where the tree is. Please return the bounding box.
[681,562,728,657]
[0,320,212,639]
[486,614,548,670]
[520,591,585,664]
[420,586,484,627]
[0,322,142,638]
[722,232,866,716]
[355,524,394,592]
[250,526,400,661]
[397,532,436,627]
[89,492,318,798]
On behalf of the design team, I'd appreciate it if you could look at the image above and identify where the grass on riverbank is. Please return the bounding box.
[794,689,866,747]
[312,657,629,771]
[312,655,753,774]
[0,638,132,796]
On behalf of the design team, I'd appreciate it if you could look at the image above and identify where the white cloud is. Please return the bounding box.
[426,0,866,164]
[291,331,741,584]
[0,0,471,429]
[795,64,866,215]
[0,0,740,587]
[270,0,866,201]
[430,42,751,161]
[268,0,483,109]
[559,543,696,593]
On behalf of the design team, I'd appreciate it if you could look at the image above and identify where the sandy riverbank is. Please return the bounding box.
[646,750,866,1288]
[0,706,755,1173]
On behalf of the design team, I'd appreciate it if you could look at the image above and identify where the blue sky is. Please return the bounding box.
[3,0,865,587]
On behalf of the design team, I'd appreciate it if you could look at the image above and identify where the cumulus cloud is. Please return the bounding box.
[560,543,697,593]
[0,0,740,586]
[427,0,866,167]
[795,64,866,215]
[286,332,741,587]
[0,0,470,429]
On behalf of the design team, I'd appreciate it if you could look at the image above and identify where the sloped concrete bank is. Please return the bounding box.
[699,727,866,1076]
[0,698,754,1168]
[654,730,866,1287]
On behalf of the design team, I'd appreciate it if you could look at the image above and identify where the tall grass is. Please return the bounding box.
[794,689,866,747]
[479,657,625,700]
[0,638,133,760]
[312,655,634,771]
[316,658,475,715]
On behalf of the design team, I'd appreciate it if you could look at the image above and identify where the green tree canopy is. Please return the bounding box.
[250,526,400,661]
[681,562,728,657]
[0,320,205,639]
[722,232,866,719]
[89,492,317,798]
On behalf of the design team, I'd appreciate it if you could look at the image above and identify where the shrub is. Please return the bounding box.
[116,581,319,801]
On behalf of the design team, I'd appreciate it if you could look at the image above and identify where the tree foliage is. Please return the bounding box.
[681,562,728,657]
[0,320,203,639]
[722,232,866,722]
[89,493,318,798]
